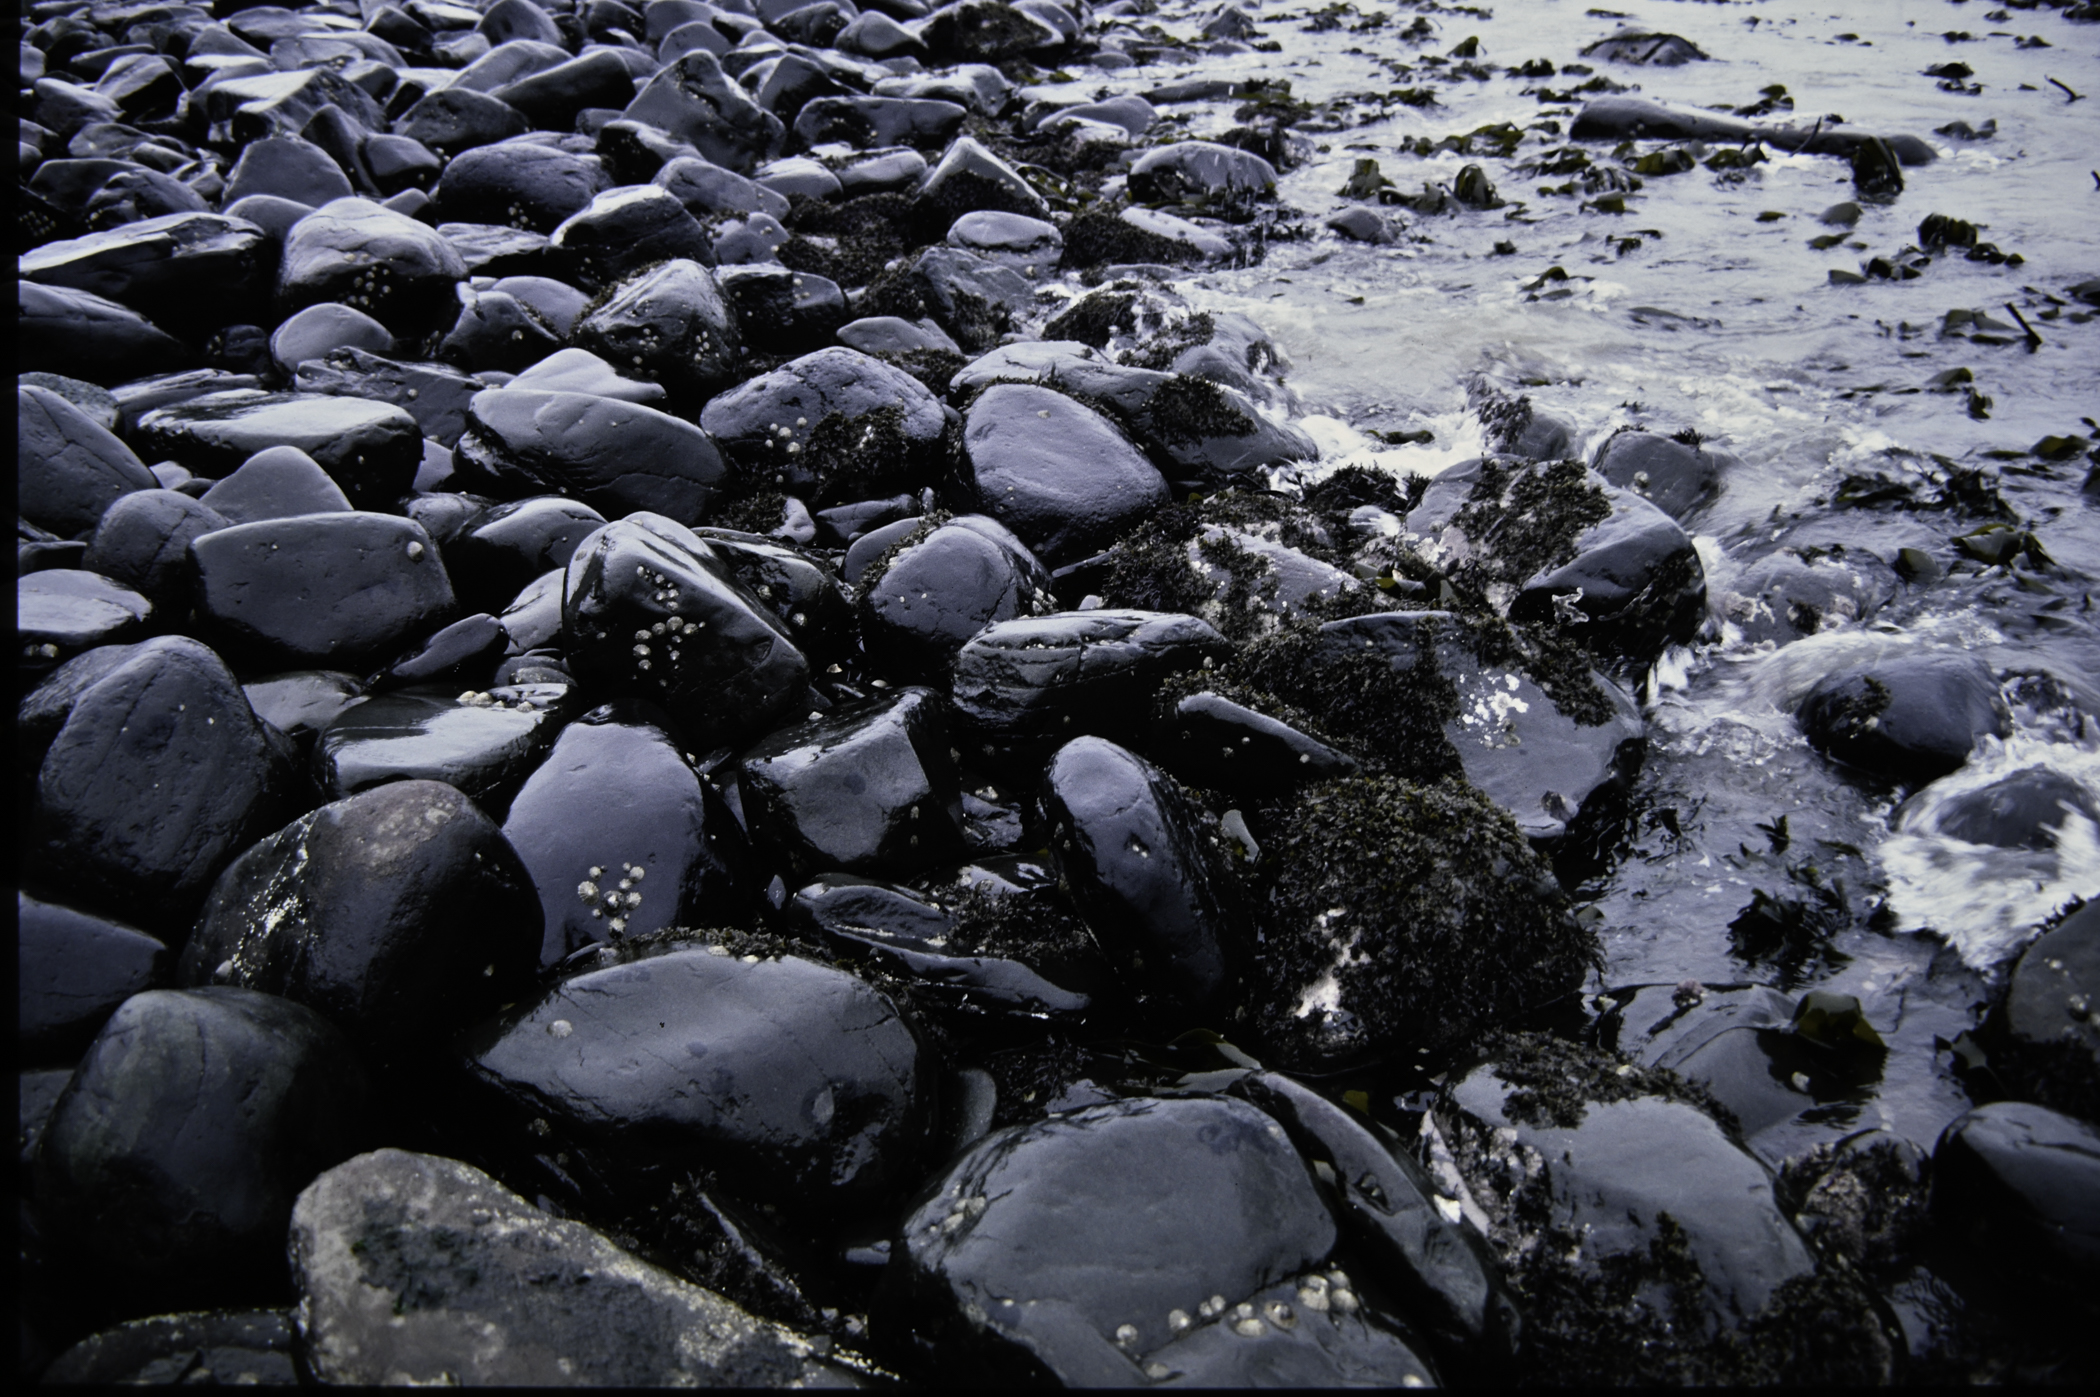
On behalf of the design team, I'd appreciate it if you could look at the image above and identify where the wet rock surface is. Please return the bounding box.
[14,0,2099,1385]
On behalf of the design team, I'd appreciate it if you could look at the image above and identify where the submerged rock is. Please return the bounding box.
[1797,651,2009,787]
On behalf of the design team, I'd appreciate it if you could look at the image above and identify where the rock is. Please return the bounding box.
[34,987,369,1319]
[23,637,305,929]
[838,12,927,61]
[701,347,948,505]
[289,1149,843,1385]
[16,570,154,672]
[16,892,169,1065]
[1230,1071,1515,1372]
[455,388,728,520]
[1597,984,1818,1141]
[1137,1275,1439,1387]
[791,95,968,152]
[1592,427,1738,521]
[17,384,157,538]
[392,87,531,157]
[653,154,791,220]
[691,526,860,660]
[80,489,229,607]
[739,687,966,878]
[1721,547,1897,645]
[1250,775,1587,1067]
[203,66,386,147]
[881,1095,1334,1385]
[1797,651,2009,786]
[837,315,958,357]
[1127,142,1277,220]
[1149,691,1359,798]
[18,281,187,386]
[714,264,849,355]
[899,246,1037,354]
[561,515,810,748]
[622,51,785,174]
[1570,95,1936,168]
[492,277,594,337]
[1477,393,1576,462]
[1326,206,1398,244]
[133,391,422,512]
[549,185,716,292]
[458,945,929,1208]
[313,684,575,814]
[190,511,454,669]
[293,348,488,447]
[81,167,210,230]
[710,208,792,266]
[1991,905,2100,1123]
[753,154,842,201]
[951,609,1232,766]
[947,209,1062,274]
[241,670,365,749]
[197,446,353,523]
[1042,736,1249,1020]
[377,613,513,690]
[178,780,542,1057]
[17,212,273,332]
[431,139,611,233]
[859,514,1055,679]
[1931,1101,2100,1289]
[1932,767,2100,850]
[497,566,569,652]
[222,134,354,207]
[445,497,608,614]
[491,49,639,132]
[1581,30,1709,65]
[920,0,1065,64]
[276,197,469,334]
[266,302,393,377]
[912,136,1050,237]
[1406,454,1706,668]
[572,258,743,401]
[958,383,1169,565]
[436,283,566,373]
[39,1310,300,1387]
[16,372,118,432]
[503,709,753,967]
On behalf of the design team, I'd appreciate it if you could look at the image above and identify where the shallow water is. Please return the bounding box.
[1058,0,2100,1161]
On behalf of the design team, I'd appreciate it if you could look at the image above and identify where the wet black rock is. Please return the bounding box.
[1797,651,2009,786]
[294,347,488,447]
[1570,95,1936,168]
[1934,767,2100,850]
[80,489,229,609]
[1150,690,1359,798]
[880,1094,1335,1385]
[739,687,966,878]
[276,197,468,334]
[39,1309,300,1388]
[952,609,1233,765]
[1592,426,1739,522]
[1313,611,1646,842]
[18,383,157,538]
[455,387,729,520]
[1042,736,1249,1022]
[1722,547,1898,646]
[1931,1100,2100,1289]
[1990,905,2100,1126]
[16,892,169,1065]
[701,346,948,504]
[492,49,638,132]
[179,780,542,1058]
[839,12,928,61]
[393,87,531,157]
[653,154,791,220]
[199,446,355,523]
[17,212,272,332]
[691,526,859,661]
[504,710,753,968]
[224,134,354,208]
[958,383,1168,565]
[459,945,929,1208]
[948,210,1062,275]
[34,987,370,1320]
[714,263,848,355]
[289,1149,841,1386]
[133,390,423,511]
[313,684,574,814]
[267,302,395,377]
[16,570,154,673]
[792,95,968,151]
[572,258,743,401]
[912,135,1050,237]
[435,282,566,373]
[550,185,716,291]
[18,281,187,385]
[23,636,305,930]
[241,671,366,755]
[562,515,810,747]
[1231,1070,1516,1373]
[431,139,611,232]
[377,612,513,690]
[444,496,608,614]
[921,0,1065,64]
[859,514,1055,679]
[1251,777,1589,1068]
[1582,30,1709,65]
[1478,393,1576,463]
[1136,1274,1439,1387]
[191,512,457,670]
[1127,141,1277,220]
[623,51,785,173]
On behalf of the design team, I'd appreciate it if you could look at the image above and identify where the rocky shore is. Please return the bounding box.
[16,0,2100,1386]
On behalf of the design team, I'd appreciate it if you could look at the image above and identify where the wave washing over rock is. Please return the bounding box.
[16,0,2100,1386]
